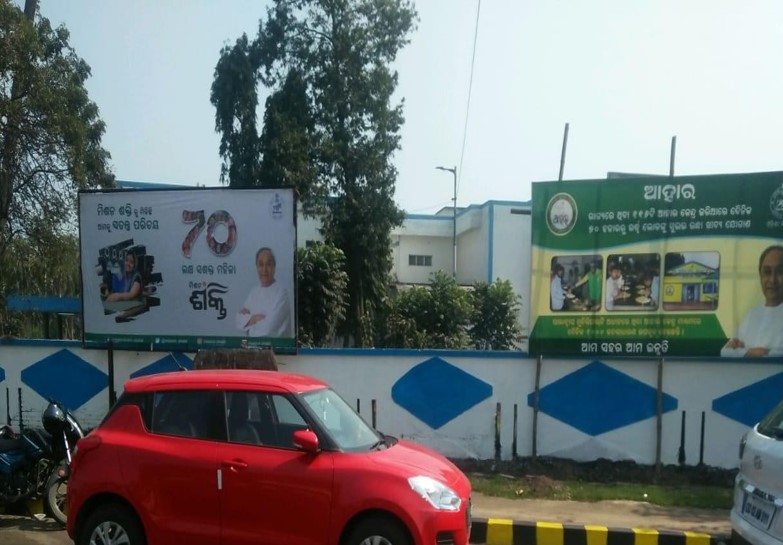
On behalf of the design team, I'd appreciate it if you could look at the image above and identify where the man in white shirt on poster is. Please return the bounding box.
[235,247,292,337]
[722,245,783,358]
[604,263,624,311]
[550,264,568,311]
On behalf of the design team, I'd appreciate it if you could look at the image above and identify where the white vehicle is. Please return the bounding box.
[731,401,783,545]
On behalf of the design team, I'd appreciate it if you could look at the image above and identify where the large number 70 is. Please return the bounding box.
[181,210,238,258]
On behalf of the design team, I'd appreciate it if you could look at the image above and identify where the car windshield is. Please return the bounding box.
[757,400,783,439]
[300,388,381,451]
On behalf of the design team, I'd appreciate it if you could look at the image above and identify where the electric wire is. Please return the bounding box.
[456,0,482,198]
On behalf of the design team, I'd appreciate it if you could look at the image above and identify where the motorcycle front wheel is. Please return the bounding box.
[44,463,68,526]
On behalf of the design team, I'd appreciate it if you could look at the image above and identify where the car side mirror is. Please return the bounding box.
[292,429,319,453]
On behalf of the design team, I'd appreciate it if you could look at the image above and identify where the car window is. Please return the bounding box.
[226,391,264,446]
[269,394,310,448]
[273,395,307,426]
[101,392,149,427]
[151,390,221,440]
[758,400,783,439]
[224,391,309,449]
[300,388,379,451]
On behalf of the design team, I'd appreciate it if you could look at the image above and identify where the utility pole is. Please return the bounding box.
[435,166,457,279]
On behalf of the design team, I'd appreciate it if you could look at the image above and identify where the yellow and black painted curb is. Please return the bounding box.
[469,518,730,545]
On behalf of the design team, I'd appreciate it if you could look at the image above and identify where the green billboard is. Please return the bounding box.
[529,172,783,358]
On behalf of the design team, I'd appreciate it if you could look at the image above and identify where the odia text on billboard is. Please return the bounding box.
[530,172,783,358]
[79,188,296,351]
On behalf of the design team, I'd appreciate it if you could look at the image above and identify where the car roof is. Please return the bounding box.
[123,369,328,394]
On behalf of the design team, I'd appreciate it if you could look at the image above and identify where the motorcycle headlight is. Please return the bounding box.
[408,475,462,511]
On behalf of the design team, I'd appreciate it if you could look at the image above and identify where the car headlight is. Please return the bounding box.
[408,475,462,511]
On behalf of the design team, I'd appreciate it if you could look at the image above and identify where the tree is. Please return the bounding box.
[469,279,523,350]
[664,252,686,271]
[210,34,262,189]
[0,0,114,260]
[212,0,417,346]
[211,49,320,203]
[297,242,349,346]
[0,233,81,338]
[258,69,319,201]
[383,271,471,349]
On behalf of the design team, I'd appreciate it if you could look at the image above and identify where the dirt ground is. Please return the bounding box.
[459,456,735,537]
[0,514,70,545]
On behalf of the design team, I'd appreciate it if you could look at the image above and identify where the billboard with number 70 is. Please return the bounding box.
[78,187,296,352]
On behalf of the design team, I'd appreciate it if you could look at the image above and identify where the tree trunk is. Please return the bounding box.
[23,0,37,20]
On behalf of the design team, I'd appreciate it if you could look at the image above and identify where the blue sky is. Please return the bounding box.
[29,1,783,213]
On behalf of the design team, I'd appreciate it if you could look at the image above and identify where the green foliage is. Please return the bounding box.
[383,271,471,349]
[378,274,523,350]
[469,279,523,350]
[258,69,319,203]
[0,233,80,338]
[210,33,262,188]
[0,0,112,335]
[0,0,114,257]
[381,286,430,349]
[468,473,733,509]
[212,0,417,346]
[296,242,349,346]
[325,184,403,346]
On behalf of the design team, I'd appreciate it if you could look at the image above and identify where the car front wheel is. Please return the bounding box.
[347,516,411,545]
[78,503,146,545]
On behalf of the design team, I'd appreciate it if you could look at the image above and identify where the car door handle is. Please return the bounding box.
[221,459,249,471]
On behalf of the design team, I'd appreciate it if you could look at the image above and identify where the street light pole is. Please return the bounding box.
[435,166,457,279]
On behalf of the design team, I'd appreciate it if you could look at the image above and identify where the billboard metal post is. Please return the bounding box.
[655,356,663,474]
[559,122,569,182]
[108,341,116,407]
[532,355,542,460]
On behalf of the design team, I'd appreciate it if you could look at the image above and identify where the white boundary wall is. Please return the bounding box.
[0,341,779,469]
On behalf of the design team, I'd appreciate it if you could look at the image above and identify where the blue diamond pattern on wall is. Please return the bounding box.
[391,357,492,429]
[712,371,783,427]
[21,349,107,411]
[527,360,678,436]
[130,353,193,379]
[0,366,5,384]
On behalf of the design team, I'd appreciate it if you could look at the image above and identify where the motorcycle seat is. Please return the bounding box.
[0,437,23,453]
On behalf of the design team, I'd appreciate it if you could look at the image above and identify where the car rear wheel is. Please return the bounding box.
[78,503,146,545]
[347,516,411,545]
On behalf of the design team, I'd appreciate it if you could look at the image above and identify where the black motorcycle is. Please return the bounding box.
[0,399,85,525]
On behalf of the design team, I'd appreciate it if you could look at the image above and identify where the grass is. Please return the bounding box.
[469,472,734,510]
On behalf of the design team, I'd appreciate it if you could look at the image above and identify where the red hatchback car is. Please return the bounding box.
[67,369,472,545]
